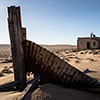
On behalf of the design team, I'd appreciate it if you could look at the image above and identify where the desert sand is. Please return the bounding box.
[0,45,100,100]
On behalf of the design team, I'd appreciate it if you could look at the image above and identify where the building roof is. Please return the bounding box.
[78,37,100,42]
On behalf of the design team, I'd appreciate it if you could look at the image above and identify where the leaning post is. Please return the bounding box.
[7,6,26,90]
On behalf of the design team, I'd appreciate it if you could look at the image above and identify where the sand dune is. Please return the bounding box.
[42,44,76,52]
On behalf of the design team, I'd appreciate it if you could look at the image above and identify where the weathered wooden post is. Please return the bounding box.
[7,6,26,90]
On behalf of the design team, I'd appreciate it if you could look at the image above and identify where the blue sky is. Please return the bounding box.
[0,0,100,45]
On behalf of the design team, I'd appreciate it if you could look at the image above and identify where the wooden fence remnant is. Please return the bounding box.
[22,40,100,88]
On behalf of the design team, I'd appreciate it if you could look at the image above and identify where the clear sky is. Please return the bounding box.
[0,0,100,45]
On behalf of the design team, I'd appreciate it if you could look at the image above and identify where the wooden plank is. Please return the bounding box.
[76,74,87,87]
[42,54,58,82]
[22,28,26,41]
[65,70,72,83]
[40,49,51,70]
[73,72,83,85]
[27,41,33,74]
[65,67,76,84]
[59,62,68,76]
[30,43,37,73]
[18,74,40,100]
[40,51,51,73]
[85,76,96,86]
[33,45,41,73]
[53,57,62,73]
[0,81,19,91]
[88,78,98,86]
[41,56,60,82]
[58,63,76,84]
[50,57,62,81]
[50,56,59,71]
[35,46,45,69]
[56,60,66,75]
[31,44,40,73]
[24,74,40,93]
[8,6,26,90]
[28,42,35,73]
[23,40,30,73]
[38,50,52,82]
[35,47,44,67]
[69,70,79,84]
[35,45,41,64]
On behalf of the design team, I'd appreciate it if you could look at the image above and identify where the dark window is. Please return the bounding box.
[93,42,96,46]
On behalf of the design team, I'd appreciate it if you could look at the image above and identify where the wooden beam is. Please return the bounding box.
[7,6,26,90]
[0,81,19,91]
[18,74,40,100]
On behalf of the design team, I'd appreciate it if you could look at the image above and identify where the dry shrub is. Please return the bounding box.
[88,50,98,55]
[75,60,80,63]
[55,51,59,54]
[89,51,92,54]
[4,66,8,69]
[80,51,84,54]
[62,58,70,61]
[67,54,75,56]
[59,55,66,58]
[74,57,82,60]
[0,58,5,61]
[72,49,77,52]
[93,51,98,55]
[86,58,95,61]
[68,56,74,59]
[74,56,79,59]
[1,68,12,74]
[97,50,100,52]
[85,51,88,54]
[0,72,4,77]
[65,51,69,54]
[9,66,13,68]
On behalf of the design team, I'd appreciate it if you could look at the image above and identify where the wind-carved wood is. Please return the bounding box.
[8,6,26,90]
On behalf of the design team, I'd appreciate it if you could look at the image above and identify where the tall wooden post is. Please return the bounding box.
[8,6,26,90]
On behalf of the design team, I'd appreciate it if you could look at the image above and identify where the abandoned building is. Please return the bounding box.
[77,33,100,51]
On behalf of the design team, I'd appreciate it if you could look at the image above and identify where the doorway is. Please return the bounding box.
[87,42,90,49]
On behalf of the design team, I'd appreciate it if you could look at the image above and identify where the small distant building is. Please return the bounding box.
[77,33,100,51]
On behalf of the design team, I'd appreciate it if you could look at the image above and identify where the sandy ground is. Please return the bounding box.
[0,45,11,58]
[0,45,100,100]
[42,44,76,52]
[54,49,100,81]
[24,83,100,100]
